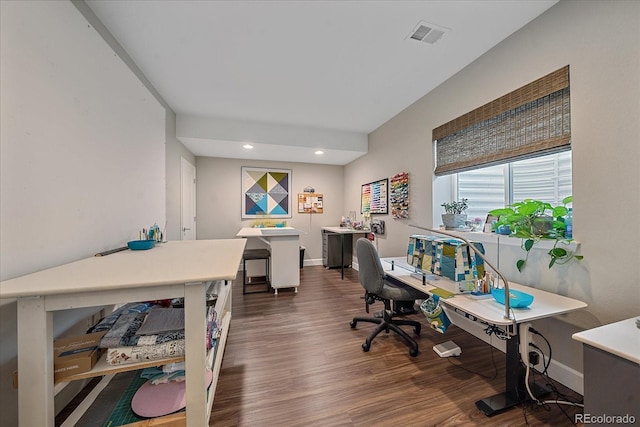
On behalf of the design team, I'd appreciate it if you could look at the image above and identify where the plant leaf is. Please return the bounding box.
[488,208,514,216]
[517,259,525,272]
[505,214,527,224]
[575,255,584,260]
[524,239,534,251]
[562,196,573,205]
[553,206,568,217]
[548,257,556,268]
[549,247,568,258]
[518,202,539,216]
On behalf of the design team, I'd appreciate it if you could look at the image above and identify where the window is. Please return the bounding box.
[432,66,573,226]
[456,151,572,221]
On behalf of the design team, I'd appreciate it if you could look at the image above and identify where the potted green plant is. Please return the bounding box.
[488,196,583,271]
[441,198,468,230]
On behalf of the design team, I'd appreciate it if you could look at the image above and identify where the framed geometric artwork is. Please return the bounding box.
[241,167,292,218]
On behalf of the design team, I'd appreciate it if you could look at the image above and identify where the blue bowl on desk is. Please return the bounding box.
[491,288,534,308]
[127,240,156,251]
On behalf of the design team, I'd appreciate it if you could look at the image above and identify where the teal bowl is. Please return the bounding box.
[127,240,156,251]
[491,288,534,308]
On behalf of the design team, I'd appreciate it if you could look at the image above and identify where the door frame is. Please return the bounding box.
[180,157,196,240]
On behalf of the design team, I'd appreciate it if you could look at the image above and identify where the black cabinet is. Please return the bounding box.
[322,230,353,268]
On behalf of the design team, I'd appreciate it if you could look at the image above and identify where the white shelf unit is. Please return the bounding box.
[0,239,246,427]
[58,279,233,427]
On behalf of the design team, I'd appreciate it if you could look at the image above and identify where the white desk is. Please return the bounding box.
[236,227,303,294]
[572,318,640,420]
[572,317,640,364]
[382,257,587,416]
[0,239,246,427]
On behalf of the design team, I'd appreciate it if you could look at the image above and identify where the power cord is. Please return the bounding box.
[484,324,510,340]
[446,333,498,380]
[524,327,584,412]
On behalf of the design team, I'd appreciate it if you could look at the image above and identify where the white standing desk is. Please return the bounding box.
[0,239,246,427]
[382,257,587,416]
[236,227,304,294]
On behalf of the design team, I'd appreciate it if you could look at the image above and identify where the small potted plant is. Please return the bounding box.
[441,198,468,230]
[489,196,583,271]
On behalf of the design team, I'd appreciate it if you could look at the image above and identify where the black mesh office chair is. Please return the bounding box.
[350,238,424,357]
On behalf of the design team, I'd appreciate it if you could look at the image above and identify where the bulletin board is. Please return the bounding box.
[298,193,323,213]
[361,178,388,214]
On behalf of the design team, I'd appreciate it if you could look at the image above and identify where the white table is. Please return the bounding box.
[0,239,246,427]
[382,257,587,416]
[236,227,304,294]
[572,317,640,420]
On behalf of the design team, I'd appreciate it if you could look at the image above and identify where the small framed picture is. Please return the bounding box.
[484,214,499,232]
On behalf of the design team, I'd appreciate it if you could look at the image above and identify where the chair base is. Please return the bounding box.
[350,306,421,357]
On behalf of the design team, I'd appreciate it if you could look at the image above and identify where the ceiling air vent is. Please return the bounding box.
[408,21,447,45]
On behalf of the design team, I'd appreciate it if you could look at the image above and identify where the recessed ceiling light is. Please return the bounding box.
[315,150,324,155]
[243,144,254,149]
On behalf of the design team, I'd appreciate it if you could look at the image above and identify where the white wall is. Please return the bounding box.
[196,157,346,263]
[166,110,197,241]
[345,0,640,392]
[0,1,166,424]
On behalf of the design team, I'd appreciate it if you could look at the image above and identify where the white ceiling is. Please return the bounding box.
[86,0,558,165]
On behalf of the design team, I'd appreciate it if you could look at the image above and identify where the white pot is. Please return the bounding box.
[442,213,467,230]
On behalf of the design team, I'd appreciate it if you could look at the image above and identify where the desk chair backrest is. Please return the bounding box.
[356,238,385,295]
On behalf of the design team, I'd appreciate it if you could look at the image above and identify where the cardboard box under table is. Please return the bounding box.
[53,331,106,382]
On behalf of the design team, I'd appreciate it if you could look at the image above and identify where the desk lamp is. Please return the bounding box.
[409,224,513,321]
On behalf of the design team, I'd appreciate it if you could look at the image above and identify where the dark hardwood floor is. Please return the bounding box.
[211,266,583,426]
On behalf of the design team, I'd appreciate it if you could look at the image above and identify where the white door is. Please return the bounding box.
[181,158,196,240]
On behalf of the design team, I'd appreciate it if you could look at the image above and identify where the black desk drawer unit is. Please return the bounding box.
[322,230,353,268]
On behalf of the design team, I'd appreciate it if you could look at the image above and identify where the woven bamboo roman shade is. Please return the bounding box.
[433,65,571,176]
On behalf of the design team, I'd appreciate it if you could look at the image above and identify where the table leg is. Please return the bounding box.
[475,327,550,416]
[17,296,54,426]
[340,234,345,280]
[184,282,207,427]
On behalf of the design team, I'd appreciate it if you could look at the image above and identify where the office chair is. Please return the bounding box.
[350,238,424,357]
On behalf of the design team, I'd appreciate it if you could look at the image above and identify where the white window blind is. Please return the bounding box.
[457,164,506,221]
[511,152,573,205]
[457,152,572,220]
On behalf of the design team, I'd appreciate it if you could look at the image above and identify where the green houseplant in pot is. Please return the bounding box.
[488,196,583,271]
[441,198,468,230]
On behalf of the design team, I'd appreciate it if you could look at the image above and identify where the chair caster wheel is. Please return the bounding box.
[350,320,357,328]
[362,343,370,352]
[409,348,418,357]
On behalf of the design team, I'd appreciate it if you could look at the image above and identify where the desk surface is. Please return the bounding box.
[237,227,304,237]
[573,317,640,364]
[322,226,368,234]
[0,239,246,299]
[383,257,587,326]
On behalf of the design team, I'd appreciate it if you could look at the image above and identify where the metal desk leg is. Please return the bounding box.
[340,234,345,280]
[475,327,550,416]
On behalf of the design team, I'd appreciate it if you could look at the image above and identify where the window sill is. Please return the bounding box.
[435,229,580,252]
